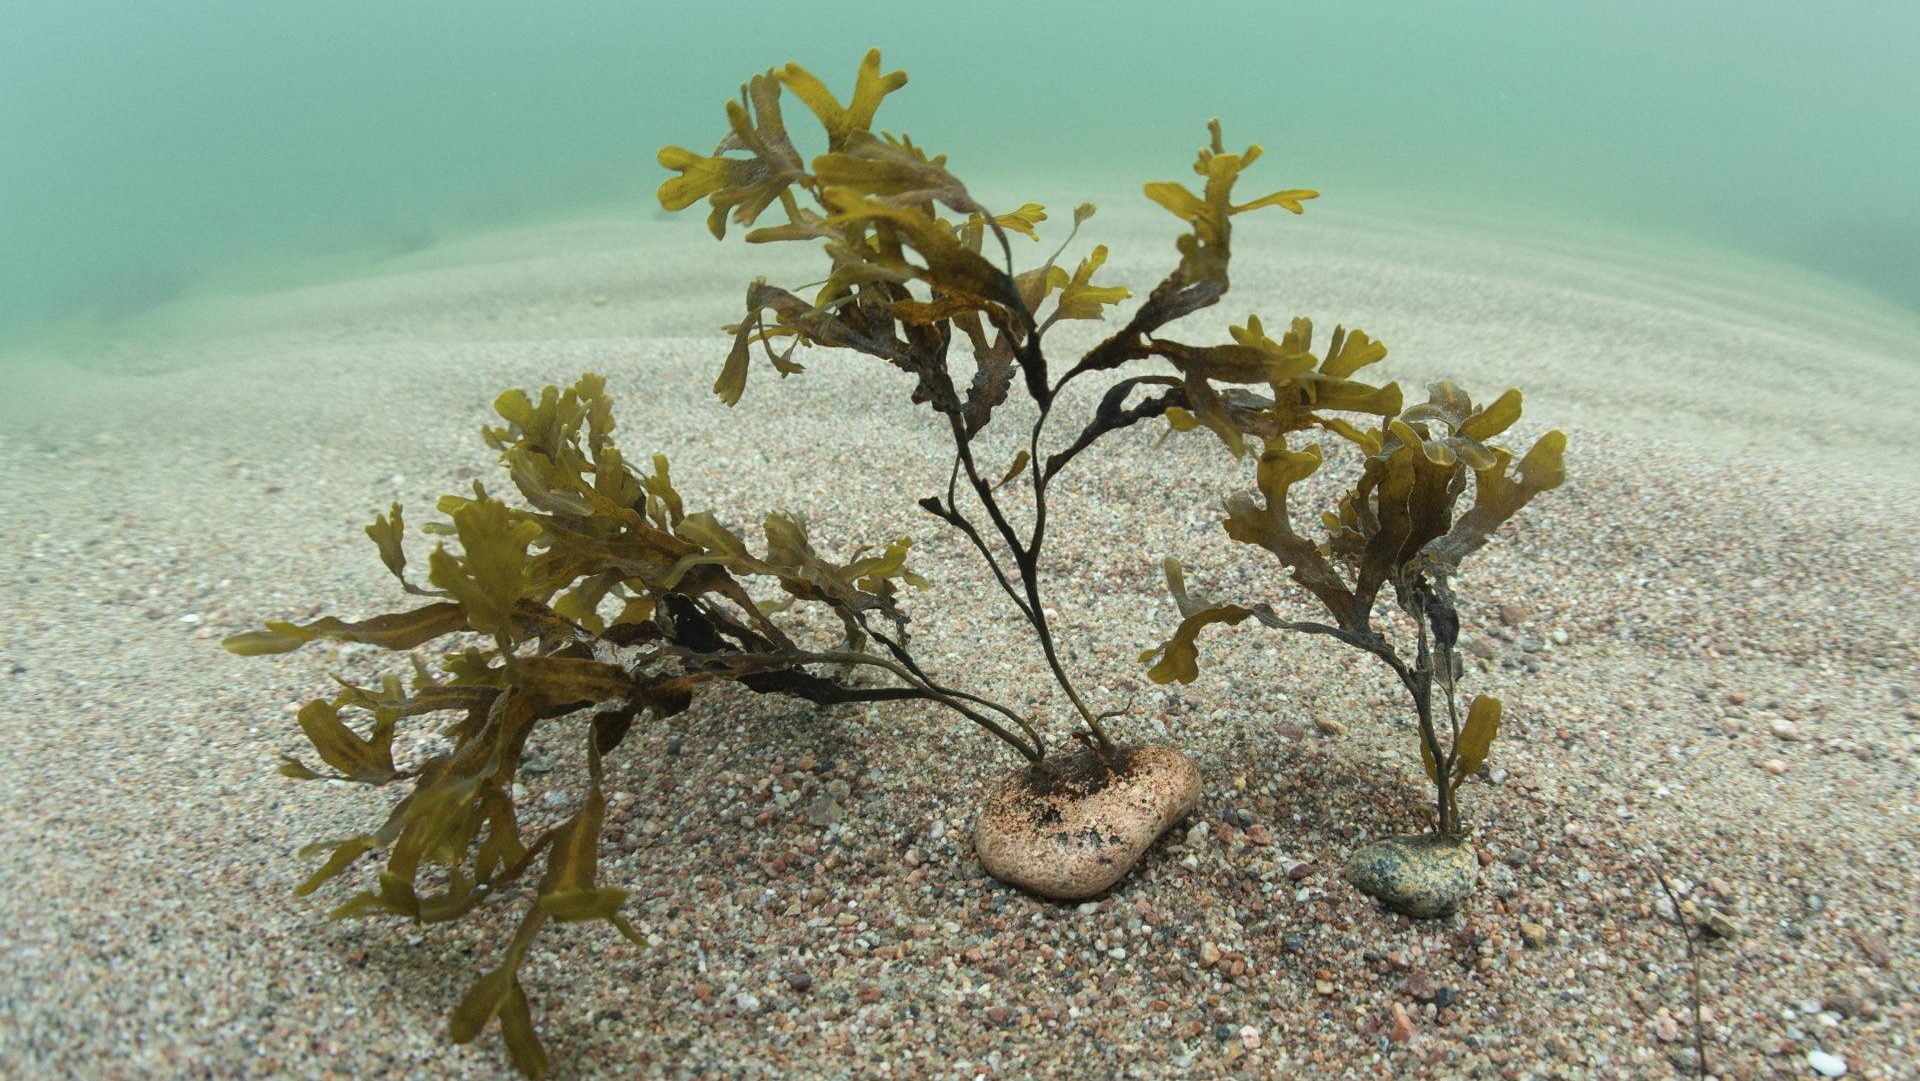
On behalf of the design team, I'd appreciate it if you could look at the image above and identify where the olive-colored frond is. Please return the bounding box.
[513,656,642,706]
[759,511,922,628]
[294,836,378,896]
[1140,558,1260,684]
[1221,442,1360,625]
[231,369,1007,1078]
[1419,428,1568,574]
[817,187,1017,307]
[1456,387,1523,442]
[1452,694,1502,780]
[656,71,807,239]
[1145,120,1317,287]
[1308,376,1567,634]
[330,667,497,716]
[1179,374,1251,457]
[490,375,615,460]
[814,132,980,216]
[978,202,1048,241]
[426,489,542,641]
[1318,325,1389,379]
[842,535,931,593]
[1399,379,1474,429]
[1046,245,1130,321]
[1276,322,1400,429]
[1157,321,1317,385]
[497,980,550,1079]
[221,603,468,657]
[1152,315,1400,455]
[450,907,550,1074]
[961,331,1018,435]
[1142,601,1257,685]
[536,781,642,943]
[893,293,995,326]
[1314,414,1384,454]
[294,699,399,783]
[1353,431,1463,609]
[778,48,907,150]
[1394,382,1521,470]
[656,146,772,238]
[364,502,441,596]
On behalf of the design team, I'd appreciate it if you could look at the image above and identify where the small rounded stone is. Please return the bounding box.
[1344,833,1478,918]
[1807,1049,1848,1077]
[973,745,1201,900]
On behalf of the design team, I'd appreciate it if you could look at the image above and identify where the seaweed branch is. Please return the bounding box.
[658,53,1332,769]
[1140,370,1568,835]
[1654,868,1712,1080]
[225,374,1050,1074]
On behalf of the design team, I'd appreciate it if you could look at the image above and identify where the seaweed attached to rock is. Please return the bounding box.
[1143,374,1567,840]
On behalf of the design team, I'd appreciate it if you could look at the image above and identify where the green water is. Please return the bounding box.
[5,0,1918,356]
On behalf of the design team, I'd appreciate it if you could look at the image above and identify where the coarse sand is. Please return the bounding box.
[1,200,1916,1080]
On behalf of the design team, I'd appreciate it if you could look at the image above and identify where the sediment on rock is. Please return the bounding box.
[973,745,1202,900]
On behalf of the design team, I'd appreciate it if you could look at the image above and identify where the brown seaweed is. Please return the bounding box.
[657,51,1351,772]
[227,374,1041,1074]
[1143,375,1568,836]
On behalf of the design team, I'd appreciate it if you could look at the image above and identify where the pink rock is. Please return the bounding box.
[973,745,1201,899]
[1389,1003,1415,1043]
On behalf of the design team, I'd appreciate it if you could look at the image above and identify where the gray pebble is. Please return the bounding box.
[1345,834,1479,918]
[805,796,842,827]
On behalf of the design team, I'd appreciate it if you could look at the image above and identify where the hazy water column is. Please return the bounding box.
[2,0,1915,353]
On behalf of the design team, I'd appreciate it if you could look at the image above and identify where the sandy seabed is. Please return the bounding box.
[1,200,1916,1080]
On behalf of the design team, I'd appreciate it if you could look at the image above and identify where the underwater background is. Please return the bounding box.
[4,0,1919,363]
[6,4,1920,1079]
